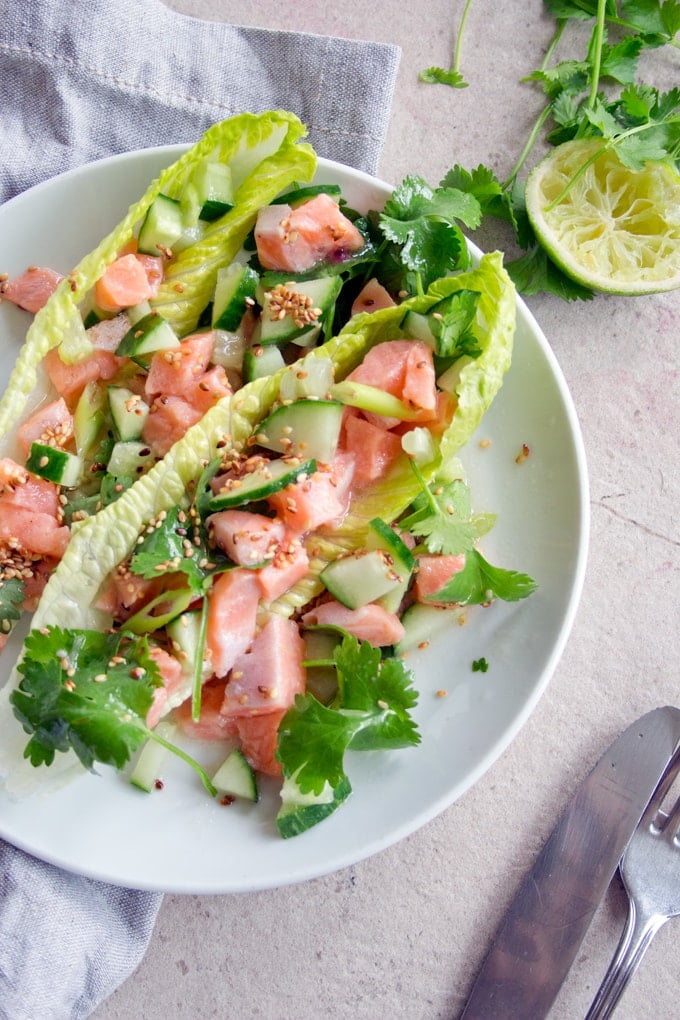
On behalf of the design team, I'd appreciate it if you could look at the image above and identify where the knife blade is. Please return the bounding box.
[460,705,680,1020]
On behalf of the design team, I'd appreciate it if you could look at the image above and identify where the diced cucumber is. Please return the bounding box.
[320,549,406,610]
[127,300,152,325]
[258,276,341,346]
[400,426,438,465]
[437,356,475,398]
[166,609,211,679]
[106,440,155,478]
[130,721,177,792]
[212,262,259,331]
[402,309,437,348]
[115,311,180,358]
[303,629,340,705]
[242,343,286,382]
[212,748,259,802]
[137,194,185,255]
[255,399,343,463]
[365,518,415,614]
[394,602,468,656]
[208,456,317,510]
[278,354,334,403]
[329,380,423,421]
[108,386,149,441]
[73,380,106,457]
[276,773,351,838]
[26,443,83,488]
[190,161,235,221]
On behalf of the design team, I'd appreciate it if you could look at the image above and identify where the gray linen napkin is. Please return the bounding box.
[0,2,400,1017]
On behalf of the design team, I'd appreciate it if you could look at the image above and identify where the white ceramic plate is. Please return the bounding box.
[0,148,589,893]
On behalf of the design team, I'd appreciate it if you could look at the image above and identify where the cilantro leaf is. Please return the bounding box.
[505,246,595,301]
[425,549,538,605]
[0,577,25,643]
[378,176,480,289]
[12,628,160,770]
[335,637,420,751]
[400,477,495,556]
[420,66,468,88]
[276,693,356,796]
[10,626,217,794]
[130,504,212,591]
[440,164,516,226]
[276,635,421,803]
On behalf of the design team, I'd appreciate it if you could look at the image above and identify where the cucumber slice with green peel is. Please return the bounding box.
[130,721,178,792]
[258,276,341,346]
[329,380,424,421]
[137,194,185,255]
[437,356,475,398]
[394,602,468,656]
[320,549,406,610]
[115,311,180,358]
[106,440,155,478]
[212,748,259,802]
[303,629,340,705]
[73,380,106,457]
[366,518,415,614]
[276,773,351,838]
[127,300,153,325]
[255,400,343,463]
[242,343,286,382]
[366,518,416,572]
[189,161,235,222]
[208,456,317,510]
[26,443,83,488]
[212,262,259,330]
[271,183,342,207]
[108,386,150,441]
[278,354,334,403]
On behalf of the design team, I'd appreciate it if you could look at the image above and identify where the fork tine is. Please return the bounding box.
[660,789,680,839]
[641,748,680,828]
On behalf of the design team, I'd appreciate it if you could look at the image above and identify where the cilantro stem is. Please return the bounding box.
[587,0,607,112]
[451,0,474,81]
[502,19,567,190]
[191,593,211,723]
[146,727,217,797]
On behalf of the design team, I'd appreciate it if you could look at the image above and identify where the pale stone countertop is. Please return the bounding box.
[95,2,680,1018]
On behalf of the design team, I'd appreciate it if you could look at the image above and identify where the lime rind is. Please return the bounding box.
[526,139,680,296]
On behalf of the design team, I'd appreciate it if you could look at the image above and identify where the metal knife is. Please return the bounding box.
[460,705,680,1019]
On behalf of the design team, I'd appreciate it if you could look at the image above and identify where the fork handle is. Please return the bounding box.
[584,904,667,1020]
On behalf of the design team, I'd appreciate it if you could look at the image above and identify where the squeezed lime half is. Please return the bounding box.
[526,138,680,295]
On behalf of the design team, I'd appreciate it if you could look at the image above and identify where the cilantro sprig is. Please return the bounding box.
[11,626,217,796]
[400,467,538,604]
[417,0,680,300]
[275,634,420,833]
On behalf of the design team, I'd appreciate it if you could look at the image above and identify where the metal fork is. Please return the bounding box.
[585,750,680,1019]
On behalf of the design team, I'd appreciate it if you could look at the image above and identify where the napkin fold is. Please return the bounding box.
[0,2,400,1017]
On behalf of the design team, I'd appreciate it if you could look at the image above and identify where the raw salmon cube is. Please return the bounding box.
[301,600,405,647]
[0,505,70,559]
[94,253,155,312]
[208,510,286,566]
[16,397,74,455]
[341,412,403,488]
[146,646,185,729]
[413,554,466,603]
[206,568,261,678]
[256,537,310,601]
[144,333,215,399]
[254,193,365,273]
[221,613,306,718]
[174,680,238,742]
[0,266,64,313]
[142,395,203,457]
[236,710,287,776]
[267,453,354,535]
[44,347,123,407]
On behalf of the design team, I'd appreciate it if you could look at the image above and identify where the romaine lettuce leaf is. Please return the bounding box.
[0,111,315,443]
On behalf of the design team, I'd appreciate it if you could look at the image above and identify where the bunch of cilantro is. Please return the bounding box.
[409,0,680,300]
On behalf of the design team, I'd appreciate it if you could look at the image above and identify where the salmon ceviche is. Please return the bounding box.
[0,112,536,836]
